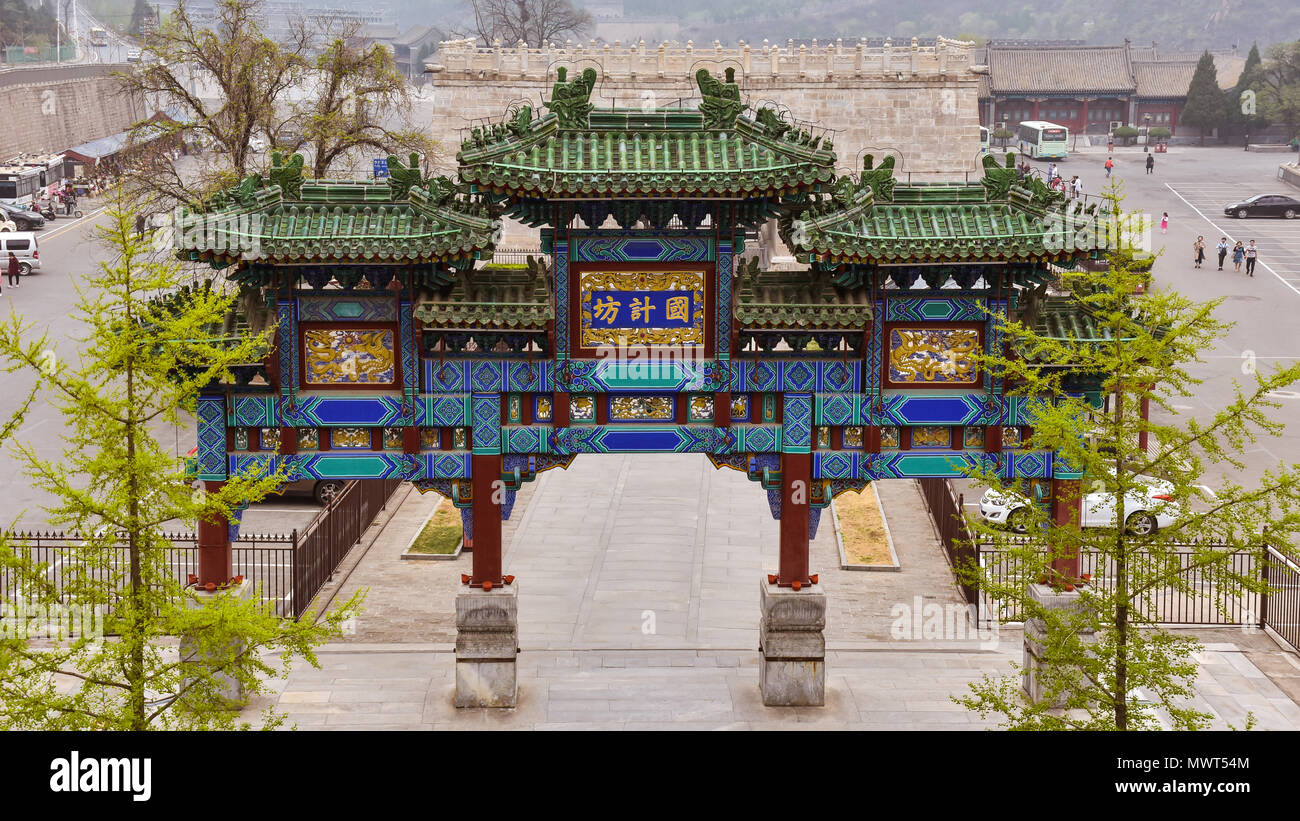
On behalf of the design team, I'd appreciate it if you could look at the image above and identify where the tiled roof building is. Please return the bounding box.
[980,41,1245,137]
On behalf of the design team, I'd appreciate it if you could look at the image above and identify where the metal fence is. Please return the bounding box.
[487,247,543,266]
[292,478,402,617]
[917,477,978,605]
[1262,547,1300,653]
[918,477,1300,652]
[1,479,403,622]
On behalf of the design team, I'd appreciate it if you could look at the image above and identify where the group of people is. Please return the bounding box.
[1046,164,1084,199]
[1195,237,1259,275]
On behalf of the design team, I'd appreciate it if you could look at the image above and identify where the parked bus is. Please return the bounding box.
[1017,120,1069,160]
[90,27,108,47]
[979,125,990,154]
[0,165,43,205]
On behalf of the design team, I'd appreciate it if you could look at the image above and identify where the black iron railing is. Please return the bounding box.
[918,477,1299,644]
[1,479,403,622]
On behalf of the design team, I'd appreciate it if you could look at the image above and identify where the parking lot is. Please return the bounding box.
[1164,179,1300,295]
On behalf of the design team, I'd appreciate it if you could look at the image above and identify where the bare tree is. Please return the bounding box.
[288,34,438,178]
[117,0,312,205]
[470,0,591,47]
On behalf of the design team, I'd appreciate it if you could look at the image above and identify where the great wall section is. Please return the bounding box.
[426,37,984,183]
[0,64,145,161]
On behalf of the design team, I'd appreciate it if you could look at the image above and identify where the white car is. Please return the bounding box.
[126,48,142,63]
[979,475,1180,535]
[249,136,268,152]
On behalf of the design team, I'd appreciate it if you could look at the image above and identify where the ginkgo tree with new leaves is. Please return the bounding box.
[956,183,1300,730]
[0,196,361,730]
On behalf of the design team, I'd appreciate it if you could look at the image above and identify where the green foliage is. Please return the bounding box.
[955,180,1300,730]
[1260,40,1300,141]
[1147,126,1172,141]
[1180,51,1226,143]
[1112,125,1139,145]
[621,0,1300,53]
[0,0,58,46]
[0,198,361,730]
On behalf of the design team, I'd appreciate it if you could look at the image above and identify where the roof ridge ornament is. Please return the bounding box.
[387,152,425,200]
[696,66,743,130]
[544,66,598,129]
[980,152,1018,201]
[860,154,895,203]
[268,151,305,200]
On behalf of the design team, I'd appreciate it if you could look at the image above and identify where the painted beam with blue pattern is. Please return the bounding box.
[879,394,988,426]
[729,360,861,393]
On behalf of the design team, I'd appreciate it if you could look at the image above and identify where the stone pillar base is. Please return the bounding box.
[1023,582,1095,706]
[180,579,252,709]
[759,579,826,707]
[455,583,518,708]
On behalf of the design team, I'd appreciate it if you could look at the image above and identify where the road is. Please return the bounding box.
[959,144,1300,516]
[0,203,320,537]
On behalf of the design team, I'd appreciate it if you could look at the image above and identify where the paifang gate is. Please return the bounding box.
[177,66,1112,707]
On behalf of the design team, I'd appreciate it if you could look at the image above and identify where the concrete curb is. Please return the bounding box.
[832,483,900,571]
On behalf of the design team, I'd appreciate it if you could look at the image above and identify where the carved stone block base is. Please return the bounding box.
[455,584,519,708]
[759,579,827,707]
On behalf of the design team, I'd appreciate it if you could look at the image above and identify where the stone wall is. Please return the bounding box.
[427,37,983,182]
[0,64,145,160]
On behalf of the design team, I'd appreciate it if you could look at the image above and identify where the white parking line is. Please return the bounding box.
[1165,184,1300,298]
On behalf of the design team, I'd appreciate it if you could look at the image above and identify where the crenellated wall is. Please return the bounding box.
[427,37,983,182]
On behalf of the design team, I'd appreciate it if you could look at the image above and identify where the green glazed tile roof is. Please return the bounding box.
[457,109,837,199]
[177,158,497,264]
[795,200,1062,262]
[788,153,1109,263]
[413,265,553,330]
[733,264,873,330]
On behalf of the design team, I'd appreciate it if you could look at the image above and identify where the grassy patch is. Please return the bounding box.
[834,485,893,565]
[407,502,462,554]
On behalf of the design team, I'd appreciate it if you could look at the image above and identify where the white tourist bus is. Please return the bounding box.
[1017,121,1069,160]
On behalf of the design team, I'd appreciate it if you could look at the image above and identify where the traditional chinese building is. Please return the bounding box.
[178,66,1109,707]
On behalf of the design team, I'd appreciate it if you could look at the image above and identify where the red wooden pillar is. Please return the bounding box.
[1049,477,1082,582]
[778,452,812,587]
[469,453,503,587]
[197,480,231,586]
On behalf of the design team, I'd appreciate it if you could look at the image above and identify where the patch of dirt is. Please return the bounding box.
[834,485,894,565]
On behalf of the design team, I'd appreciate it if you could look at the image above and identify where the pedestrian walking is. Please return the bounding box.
[1194,236,1206,268]
[135,214,147,238]
[1048,162,1057,185]
[1074,176,1083,199]
[6,252,20,288]
[1245,241,1258,277]
[1216,237,1229,270]
[1244,132,1250,151]
[1161,212,1169,234]
[1105,156,1114,178]
[1146,154,1155,174]
[1232,241,1245,272]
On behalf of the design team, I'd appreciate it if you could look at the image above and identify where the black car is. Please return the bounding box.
[0,201,46,230]
[1223,194,1300,219]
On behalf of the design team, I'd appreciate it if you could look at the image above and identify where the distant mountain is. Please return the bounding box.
[613,0,1296,52]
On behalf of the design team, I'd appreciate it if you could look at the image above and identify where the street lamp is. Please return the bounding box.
[1142,113,1151,153]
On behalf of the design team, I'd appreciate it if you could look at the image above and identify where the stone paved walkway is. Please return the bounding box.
[241,454,1300,729]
